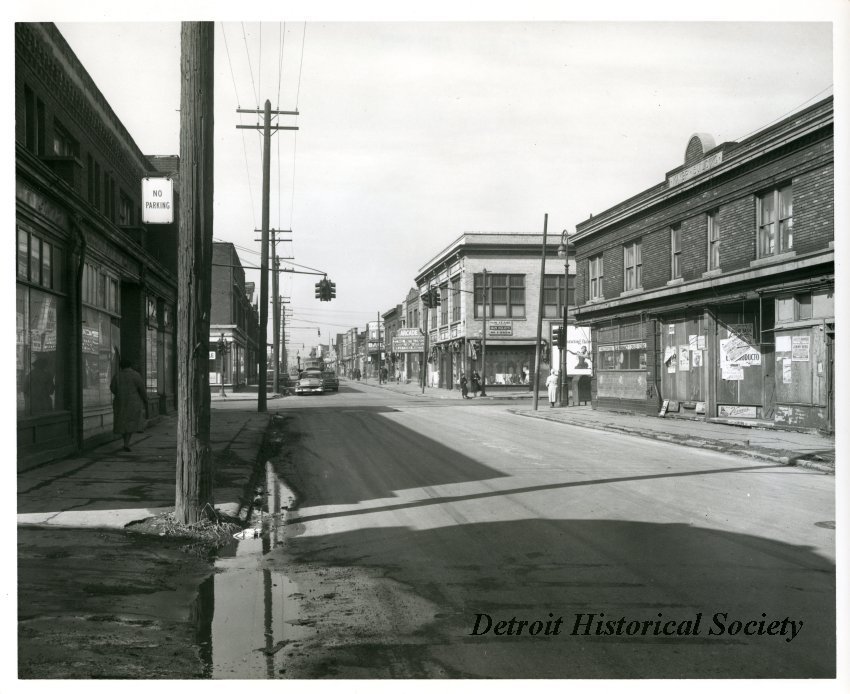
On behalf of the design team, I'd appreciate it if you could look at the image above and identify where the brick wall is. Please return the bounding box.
[574,129,833,306]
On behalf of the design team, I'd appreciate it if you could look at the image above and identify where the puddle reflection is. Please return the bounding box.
[193,462,305,678]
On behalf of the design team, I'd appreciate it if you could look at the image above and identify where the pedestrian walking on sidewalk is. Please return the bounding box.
[546,370,559,408]
[110,358,148,451]
[471,371,481,397]
[460,373,469,399]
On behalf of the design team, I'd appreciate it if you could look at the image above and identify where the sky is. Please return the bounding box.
[25,9,845,362]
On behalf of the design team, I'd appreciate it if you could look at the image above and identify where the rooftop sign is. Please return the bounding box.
[141,177,174,224]
[667,151,723,188]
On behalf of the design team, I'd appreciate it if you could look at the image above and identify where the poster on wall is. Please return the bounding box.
[722,364,744,381]
[782,358,793,384]
[692,350,703,368]
[566,325,592,376]
[791,335,810,361]
[678,346,690,371]
[720,336,761,368]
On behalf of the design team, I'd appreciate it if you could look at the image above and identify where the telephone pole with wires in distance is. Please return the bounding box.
[236,100,298,411]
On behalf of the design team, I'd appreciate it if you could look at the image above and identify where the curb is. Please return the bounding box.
[512,410,835,474]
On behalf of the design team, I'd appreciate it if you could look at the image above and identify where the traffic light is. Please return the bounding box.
[328,281,336,300]
[421,290,432,308]
[315,281,323,300]
[552,325,565,349]
[431,288,441,306]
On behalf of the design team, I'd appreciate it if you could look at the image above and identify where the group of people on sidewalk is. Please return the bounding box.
[459,371,483,399]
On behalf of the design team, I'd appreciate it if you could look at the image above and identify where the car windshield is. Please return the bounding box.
[300,370,322,379]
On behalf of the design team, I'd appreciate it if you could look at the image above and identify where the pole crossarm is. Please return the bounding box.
[237,108,299,115]
[237,125,299,131]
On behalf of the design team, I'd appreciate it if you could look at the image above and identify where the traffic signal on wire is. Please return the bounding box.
[328,281,336,300]
[315,281,322,300]
[431,288,441,306]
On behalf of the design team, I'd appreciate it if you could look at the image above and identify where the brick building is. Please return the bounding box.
[414,233,575,392]
[572,97,834,430]
[16,23,179,465]
[209,242,259,391]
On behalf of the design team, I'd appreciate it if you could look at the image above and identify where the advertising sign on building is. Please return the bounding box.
[791,335,811,362]
[141,177,174,224]
[488,321,513,337]
[720,336,762,372]
[566,325,592,376]
[392,328,424,353]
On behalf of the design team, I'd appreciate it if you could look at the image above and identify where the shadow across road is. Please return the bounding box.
[273,517,835,678]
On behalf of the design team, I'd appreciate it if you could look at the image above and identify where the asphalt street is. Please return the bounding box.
[242,381,836,678]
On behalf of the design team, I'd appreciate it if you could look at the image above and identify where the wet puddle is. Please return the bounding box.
[193,462,307,678]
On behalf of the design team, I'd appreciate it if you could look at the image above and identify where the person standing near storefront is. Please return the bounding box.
[460,373,469,399]
[546,369,559,408]
[110,358,148,452]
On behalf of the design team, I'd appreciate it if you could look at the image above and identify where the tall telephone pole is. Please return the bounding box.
[532,213,548,411]
[236,102,298,411]
[272,235,280,393]
[175,21,214,524]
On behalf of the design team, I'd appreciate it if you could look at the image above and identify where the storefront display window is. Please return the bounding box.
[17,227,67,417]
[483,348,532,385]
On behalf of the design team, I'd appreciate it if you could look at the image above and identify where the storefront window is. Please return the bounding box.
[598,344,647,370]
[17,229,67,417]
[81,306,115,409]
[483,349,532,386]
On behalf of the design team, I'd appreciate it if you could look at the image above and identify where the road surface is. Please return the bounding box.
[213,381,836,678]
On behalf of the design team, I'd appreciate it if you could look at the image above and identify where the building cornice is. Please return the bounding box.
[573,249,834,320]
[574,97,833,242]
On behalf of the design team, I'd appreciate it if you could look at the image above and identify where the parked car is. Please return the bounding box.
[294,369,324,395]
[321,370,339,392]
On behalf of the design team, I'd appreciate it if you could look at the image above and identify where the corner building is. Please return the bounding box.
[572,97,834,430]
[16,23,179,465]
[415,233,572,392]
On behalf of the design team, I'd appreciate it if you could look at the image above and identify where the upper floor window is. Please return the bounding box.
[474,273,525,318]
[451,277,461,322]
[757,184,793,257]
[23,86,46,156]
[671,224,682,279]
[440,283,449,325]
[623,240,642,291]
[707,210,720,271]
[588,254,604,301]
[543,274,567,318]
[52,120,79,158]
[119,192,134,226]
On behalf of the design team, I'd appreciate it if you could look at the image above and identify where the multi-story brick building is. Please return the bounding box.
[209,242,259,391]
[414,233,575,392]
[572,97,834,430]
[16,23,180,465]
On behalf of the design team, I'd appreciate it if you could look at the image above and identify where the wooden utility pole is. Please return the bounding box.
[176,21,214,525]
[236,103,298,411]
[272,235,280,393]
[480,269,487,397]
[532,213,548,411]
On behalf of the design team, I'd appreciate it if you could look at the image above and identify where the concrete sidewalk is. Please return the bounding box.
[354,378,835,472]
[515,405,835,472]
[354,376,534,400]
[17,409,271,529]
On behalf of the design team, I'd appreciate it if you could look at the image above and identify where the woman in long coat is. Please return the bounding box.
[545,370,559,408]
[110,358,149,451]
